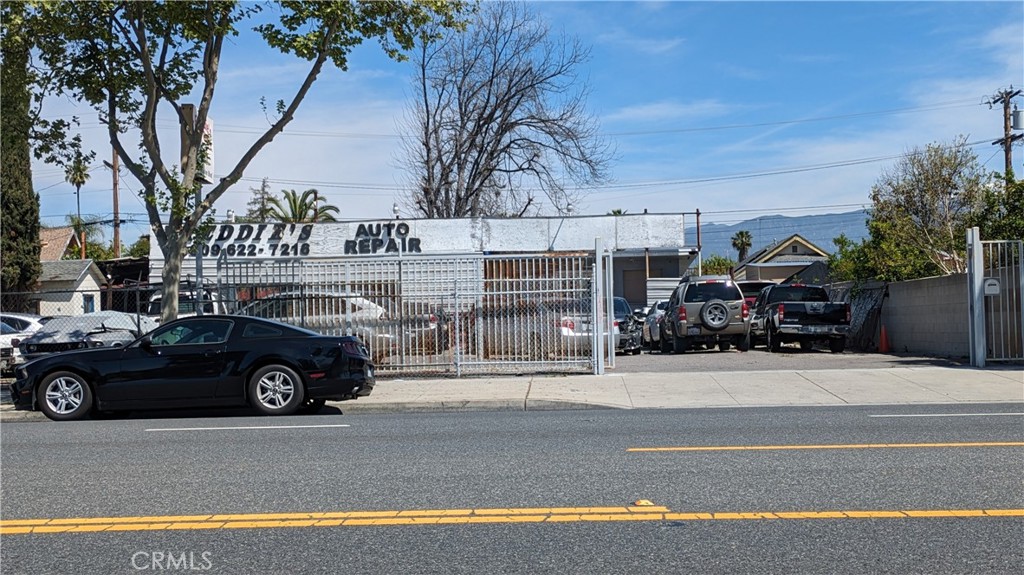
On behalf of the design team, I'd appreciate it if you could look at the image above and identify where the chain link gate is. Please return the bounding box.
[214,251,615,376]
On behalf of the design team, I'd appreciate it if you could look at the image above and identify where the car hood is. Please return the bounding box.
[19,345,128,372]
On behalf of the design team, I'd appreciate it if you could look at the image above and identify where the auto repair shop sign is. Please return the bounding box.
[193,221,424,259]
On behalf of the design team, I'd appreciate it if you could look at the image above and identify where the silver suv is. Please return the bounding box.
[659,275,750,353]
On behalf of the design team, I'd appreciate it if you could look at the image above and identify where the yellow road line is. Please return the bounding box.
[1,507,1020,535]
[627,441,1024,452]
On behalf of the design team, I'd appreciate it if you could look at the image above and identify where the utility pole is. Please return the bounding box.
[987,86,1023,181]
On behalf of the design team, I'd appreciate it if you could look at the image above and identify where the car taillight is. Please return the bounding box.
[846,304,851,323]
[429,313,438,327]
[342,340,367,357]
[741,302,749,319]
[561,318,575,331]
[677,306,687,322]
[778,303,784,322]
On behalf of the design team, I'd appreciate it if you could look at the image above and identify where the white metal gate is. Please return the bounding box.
[212,251,615,376]
[967,228,1024,366]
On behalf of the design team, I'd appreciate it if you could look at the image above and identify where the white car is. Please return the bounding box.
[1,321,28,373]
[0,312,49,335]
[642,300,669,349]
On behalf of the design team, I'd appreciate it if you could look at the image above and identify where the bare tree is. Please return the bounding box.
[400,1,612,218]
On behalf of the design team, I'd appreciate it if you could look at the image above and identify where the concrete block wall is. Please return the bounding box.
[880,274,969,358]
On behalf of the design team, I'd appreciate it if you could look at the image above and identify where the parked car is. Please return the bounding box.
[749,283,850,353]
[737,280,776,308]
[641,300,669,349]
[659,275,750,353]
[0,312,51,335]
[613,297,642,354]
[18,311,159,362]
[235,290,449,362]
[10,315,374,421]
[473,297,618,360]
[1,321,27,374]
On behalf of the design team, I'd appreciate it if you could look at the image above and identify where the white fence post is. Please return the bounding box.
[967,227,986,368]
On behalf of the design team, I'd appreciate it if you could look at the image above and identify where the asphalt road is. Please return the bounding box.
[2,402,1022,574]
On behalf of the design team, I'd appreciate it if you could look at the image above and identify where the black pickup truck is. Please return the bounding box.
[749,284,850,353]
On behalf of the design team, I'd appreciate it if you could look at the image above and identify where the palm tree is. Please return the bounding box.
[267,188,340,223]
[731,230,753,261]
[64,153,91,259]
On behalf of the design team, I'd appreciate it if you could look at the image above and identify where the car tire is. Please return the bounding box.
[767,325,782,353]
[829,338,846,354]
[37,371,93,421]
[659,330,672,353]
[673,335,688,354]
[737,332,751,352]
[249,364,305,416]
[799,340,814,351]
[296,398,327,415]
[699,300,730,332]
[718,341,732,352]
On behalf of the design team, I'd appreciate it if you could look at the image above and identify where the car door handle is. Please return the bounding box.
[203,349,222,358]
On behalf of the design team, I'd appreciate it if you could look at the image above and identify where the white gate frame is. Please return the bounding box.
[967,227,1024,367]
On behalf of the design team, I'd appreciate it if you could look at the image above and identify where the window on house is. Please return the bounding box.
[791,246,798,253]
[83,294,95,313]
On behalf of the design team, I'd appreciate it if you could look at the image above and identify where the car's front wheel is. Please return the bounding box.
[249,364,305,416]
[37,371,93,421]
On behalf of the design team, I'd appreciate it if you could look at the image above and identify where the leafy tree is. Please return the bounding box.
[731,230,752,261]
[32,1,467,322]
[241,177,275,223]
[608,209,627,216]
[125,235,151,259]
[401,1,611,218]
[0,2,41,308]
[267,189,340,223]
[60,217,114,262]
[869,136,986,274]
[973,177,1024,241]
[701,254,736,276]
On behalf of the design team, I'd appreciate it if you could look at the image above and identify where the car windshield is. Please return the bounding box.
[683,282,741,303]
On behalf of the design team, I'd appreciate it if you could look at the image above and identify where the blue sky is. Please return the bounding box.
[32,1,1024,246]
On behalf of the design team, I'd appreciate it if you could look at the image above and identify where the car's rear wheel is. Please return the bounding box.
[829,337,846,354]
[673,335,688,354]
[659,329,671,353]
[249,364,305,416]
[37,371,93,421]
[767,325,782,353]
[737,332,751,352]
[718,341,732,352]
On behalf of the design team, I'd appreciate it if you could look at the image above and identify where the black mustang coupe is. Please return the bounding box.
[10,315,375,421]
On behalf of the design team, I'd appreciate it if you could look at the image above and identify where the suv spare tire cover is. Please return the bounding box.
[699,299,730,331]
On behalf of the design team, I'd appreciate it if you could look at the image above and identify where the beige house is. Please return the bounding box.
[35,260,107,316]
[732,234,829,283]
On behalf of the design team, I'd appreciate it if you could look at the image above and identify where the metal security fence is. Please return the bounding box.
[216,252,615,376]
[978,239,1023,362]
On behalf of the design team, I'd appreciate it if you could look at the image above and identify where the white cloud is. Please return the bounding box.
[603,99,731,125]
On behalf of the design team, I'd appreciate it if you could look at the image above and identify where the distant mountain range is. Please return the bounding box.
[687,209,870,260]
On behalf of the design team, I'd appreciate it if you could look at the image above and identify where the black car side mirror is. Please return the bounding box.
[139,336,153,351]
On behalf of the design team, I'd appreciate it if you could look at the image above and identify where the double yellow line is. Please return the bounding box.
[3,506,1022,535]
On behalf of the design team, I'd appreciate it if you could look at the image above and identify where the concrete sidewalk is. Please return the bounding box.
[2,365,1020,422]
